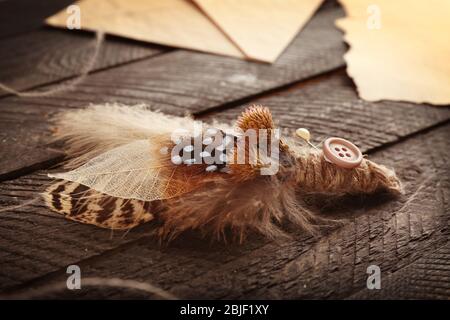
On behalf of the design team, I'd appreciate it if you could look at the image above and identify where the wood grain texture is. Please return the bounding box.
[0,0,73,38]
[0,174,157,290]
[0,28,166,97]
[0,104,66,181]
[3,124,447,298]
[350,242,450,299]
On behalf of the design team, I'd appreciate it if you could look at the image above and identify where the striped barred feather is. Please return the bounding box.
[43,181,156,229]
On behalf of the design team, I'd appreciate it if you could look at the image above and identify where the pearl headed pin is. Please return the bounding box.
[296,128,319,150]
[296,128,310,141]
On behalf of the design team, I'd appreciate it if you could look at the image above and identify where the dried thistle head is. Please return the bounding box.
[236,104,289,154]
[236,105,274,131]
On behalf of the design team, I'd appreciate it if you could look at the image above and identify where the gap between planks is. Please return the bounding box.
[0,47,173,100]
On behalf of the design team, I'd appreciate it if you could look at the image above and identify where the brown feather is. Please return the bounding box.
[43,181,156,229]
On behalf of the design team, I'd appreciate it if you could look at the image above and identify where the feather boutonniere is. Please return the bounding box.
[43,104,402,242]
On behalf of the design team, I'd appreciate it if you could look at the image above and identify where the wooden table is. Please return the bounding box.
[0,1,449,299]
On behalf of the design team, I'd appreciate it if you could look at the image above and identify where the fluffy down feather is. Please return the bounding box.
[52,103,202,168]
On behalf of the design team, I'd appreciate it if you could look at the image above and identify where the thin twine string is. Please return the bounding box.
[0,198,40,213]
[0,178,58,213]
[0,30,104,98]
[1,277,178,300]
[293,148,403,195]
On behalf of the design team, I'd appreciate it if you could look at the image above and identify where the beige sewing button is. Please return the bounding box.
[323,137,363,169]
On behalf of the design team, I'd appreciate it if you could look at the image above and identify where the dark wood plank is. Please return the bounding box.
[3,123,448,298]
[0,174,158,290]
[0,28,166,97]
[350,242,450,299]
[0,0,73,38]
[0,107,63,181]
